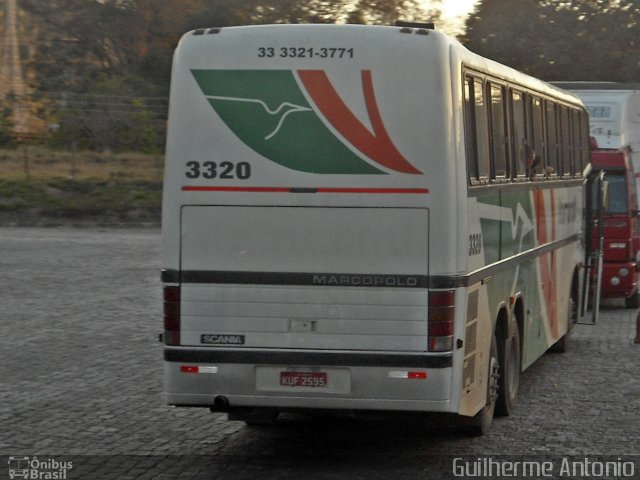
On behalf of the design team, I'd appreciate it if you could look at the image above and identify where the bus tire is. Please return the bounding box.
[462,334,499,436]
[495,313,520,417]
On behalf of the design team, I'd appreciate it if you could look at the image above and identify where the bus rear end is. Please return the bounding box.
[161,25,467,420]
[166,205,457,414]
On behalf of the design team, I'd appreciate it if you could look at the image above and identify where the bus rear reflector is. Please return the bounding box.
[180,365,219,374]
[388,371,428,379]
[164,286,181,345]
[428,290,455,352]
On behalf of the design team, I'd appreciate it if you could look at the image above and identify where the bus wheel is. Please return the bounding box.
[495,313,520,417]
[463,334,499,436]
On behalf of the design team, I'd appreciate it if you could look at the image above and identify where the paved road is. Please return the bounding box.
[1,227,639,479]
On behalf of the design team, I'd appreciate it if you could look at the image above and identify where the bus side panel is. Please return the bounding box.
[457,282,493,417]
[526,186,582,365]
[462,197,500,417]
[468,185,582,372]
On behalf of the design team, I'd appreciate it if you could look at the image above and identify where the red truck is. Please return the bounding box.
[591,147,640,307]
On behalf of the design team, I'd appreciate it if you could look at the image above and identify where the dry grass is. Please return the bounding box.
[0,147,164,223]
[0,147,164,182]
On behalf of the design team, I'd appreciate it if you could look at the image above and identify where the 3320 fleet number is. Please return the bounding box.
[185,161,251,179]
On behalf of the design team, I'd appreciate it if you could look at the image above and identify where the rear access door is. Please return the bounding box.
[179,205,429,352]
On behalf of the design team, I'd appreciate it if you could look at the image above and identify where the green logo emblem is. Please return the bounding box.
[192,69,422,175]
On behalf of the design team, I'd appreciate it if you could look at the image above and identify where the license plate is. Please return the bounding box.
[280,371,327,388]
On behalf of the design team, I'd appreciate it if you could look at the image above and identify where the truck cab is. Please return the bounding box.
[591,148,640,307]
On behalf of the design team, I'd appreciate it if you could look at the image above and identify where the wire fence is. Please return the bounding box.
[2,91,170,154]
[0,145,165,183]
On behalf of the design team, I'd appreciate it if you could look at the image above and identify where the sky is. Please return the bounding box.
[429,0,479,36]
[440,0,478,19]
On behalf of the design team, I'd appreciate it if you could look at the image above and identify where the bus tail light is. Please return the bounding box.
[164,286,181,345]
[428,290,455,352]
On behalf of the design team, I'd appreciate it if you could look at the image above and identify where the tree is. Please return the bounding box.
[24,0,441,94]
[47,75,166,152]
[463,0,640,81]
[21,0,139,91]
[21,0,442,151]
[0,106,15,147]
[463,0,543,72]
[346,0,441,25]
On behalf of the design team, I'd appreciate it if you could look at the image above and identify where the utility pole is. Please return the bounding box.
[0,0,29,135]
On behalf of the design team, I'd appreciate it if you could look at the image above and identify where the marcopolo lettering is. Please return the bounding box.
[201,334,246,345]
[312,274,420,287]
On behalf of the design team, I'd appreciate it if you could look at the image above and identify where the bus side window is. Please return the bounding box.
[531,97,545,178]
[559,106,571,177]
[511,90,527,179]
[545,100,559,177]
[573,109,589,176]
[463,75,490,184]
[463,76,479,182]
[474,79,491,180]
[489,83,508,180]
[580,110,590,175]
[571,109,581,176]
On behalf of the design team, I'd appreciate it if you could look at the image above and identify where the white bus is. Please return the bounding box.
[162,23,593,434]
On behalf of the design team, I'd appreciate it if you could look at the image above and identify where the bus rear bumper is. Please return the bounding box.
[166,392,454,414]
[164,349,456,414]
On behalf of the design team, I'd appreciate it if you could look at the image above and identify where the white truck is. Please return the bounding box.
[554,82,640,199]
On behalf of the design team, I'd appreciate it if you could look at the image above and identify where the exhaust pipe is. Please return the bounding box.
[211,395,230,412]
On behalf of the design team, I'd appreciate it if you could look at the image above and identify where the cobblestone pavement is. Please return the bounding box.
[1,227,639,479]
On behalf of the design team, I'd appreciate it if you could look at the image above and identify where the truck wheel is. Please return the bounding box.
[461,334,499,436]
[495,313,520,417]
[625,290,640,309]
